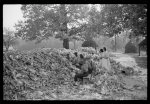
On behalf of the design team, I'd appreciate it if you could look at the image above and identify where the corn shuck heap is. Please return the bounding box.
[3,47,138,100]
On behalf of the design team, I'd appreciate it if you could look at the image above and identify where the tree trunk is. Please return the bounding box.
[60,4,69,49]
[123,31,127,52]
[139,46,140,56]
[74,39,76,49]
[115,34,117,52]
[63,38,69,49]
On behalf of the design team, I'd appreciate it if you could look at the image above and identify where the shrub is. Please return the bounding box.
[125,41,138,53]
[82,39,98,49]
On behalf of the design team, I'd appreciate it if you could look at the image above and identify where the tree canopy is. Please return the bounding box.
[14,4,147,49]
[15,5,89,42]
[99,4,147,37]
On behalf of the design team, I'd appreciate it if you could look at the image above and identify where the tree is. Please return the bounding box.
[82,4,147,51]
[15,4,147,50]
[99,4,147,37]
[96,4,147,51]
[3,27,18,52]
[122,4,147,37]
[15,4,89,49]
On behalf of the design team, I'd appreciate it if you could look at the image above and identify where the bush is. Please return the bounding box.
[125,41,138,53]
[82,39,98,49]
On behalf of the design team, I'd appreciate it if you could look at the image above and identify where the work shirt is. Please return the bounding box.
[80,59,96,74]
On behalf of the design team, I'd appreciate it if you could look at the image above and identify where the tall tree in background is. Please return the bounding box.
[15,4,89,49]
[15,4,147,50]
[100,4,147,37]
[98,4,147,51]
[59,5,69,49]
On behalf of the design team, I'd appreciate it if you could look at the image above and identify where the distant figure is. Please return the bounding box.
[101,47,111,71]
[99,49,103,53]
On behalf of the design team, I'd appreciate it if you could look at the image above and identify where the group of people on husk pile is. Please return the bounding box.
[66,47,111,85]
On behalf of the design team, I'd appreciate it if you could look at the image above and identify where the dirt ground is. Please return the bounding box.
[110,52,147,100]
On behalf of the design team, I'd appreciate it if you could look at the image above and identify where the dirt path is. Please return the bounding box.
[111,52,147,80]
[111,52,147,70]
[110,52,147,100]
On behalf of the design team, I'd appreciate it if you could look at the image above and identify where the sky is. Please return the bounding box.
[3,4,24,31]
[3,4,101,31]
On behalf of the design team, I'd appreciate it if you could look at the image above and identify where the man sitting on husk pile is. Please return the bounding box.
[74,54,96,85]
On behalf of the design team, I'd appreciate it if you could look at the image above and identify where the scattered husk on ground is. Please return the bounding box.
[3,47,147,100]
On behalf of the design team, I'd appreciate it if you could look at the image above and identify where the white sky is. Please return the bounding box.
[3,4,101,31]
[3,4,24,31]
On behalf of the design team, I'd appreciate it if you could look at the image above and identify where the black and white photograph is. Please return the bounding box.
[3,4,147,100]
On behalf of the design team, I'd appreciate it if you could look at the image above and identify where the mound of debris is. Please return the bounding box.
[3,48,146,100]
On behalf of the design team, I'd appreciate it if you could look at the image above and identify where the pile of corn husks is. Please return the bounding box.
[3,47,143,100]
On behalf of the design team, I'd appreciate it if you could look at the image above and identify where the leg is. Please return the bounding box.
[74,73,84,82]
[74,72,89,83]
